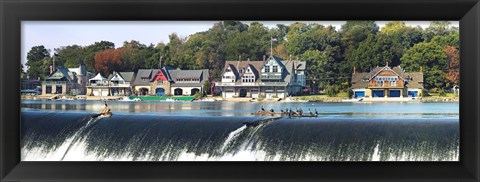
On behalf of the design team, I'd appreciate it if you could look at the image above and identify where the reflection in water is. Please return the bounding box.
[22,100,459,119]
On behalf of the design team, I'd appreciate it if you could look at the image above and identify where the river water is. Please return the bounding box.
[20,100,459,161]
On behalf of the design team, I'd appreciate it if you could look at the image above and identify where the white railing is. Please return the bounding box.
[215,82,289,87]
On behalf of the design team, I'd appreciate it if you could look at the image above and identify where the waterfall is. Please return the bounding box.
[60,116,101,160]
[21,111,460,161]
[221,125,247,151]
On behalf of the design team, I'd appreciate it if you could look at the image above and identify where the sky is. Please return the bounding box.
[22,21,459,66]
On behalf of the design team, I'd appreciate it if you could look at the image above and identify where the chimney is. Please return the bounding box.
[247,58,250,62]
[353,67,356,75]
[420,66,422,73]
[239,55,241,61]
[50,65,53,75]
[263,55,266,61]
[386,61,388,67]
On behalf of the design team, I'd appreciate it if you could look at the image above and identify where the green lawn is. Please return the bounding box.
[426,92,455,97]
[293,92,349,100]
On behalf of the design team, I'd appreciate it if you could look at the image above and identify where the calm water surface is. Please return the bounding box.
[21,100,459,119]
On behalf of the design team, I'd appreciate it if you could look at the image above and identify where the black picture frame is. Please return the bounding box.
[1,0,479,181]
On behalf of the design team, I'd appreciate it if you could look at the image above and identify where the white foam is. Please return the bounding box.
[221,125,247,151]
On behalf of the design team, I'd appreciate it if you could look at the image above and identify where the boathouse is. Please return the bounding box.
[350,64,424,98]
[216,56,306,99]
[133,67,209,96]
[41,64,92,95]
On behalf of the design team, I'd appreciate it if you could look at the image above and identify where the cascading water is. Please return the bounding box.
[21,111,459,161]
[221,125,247,151]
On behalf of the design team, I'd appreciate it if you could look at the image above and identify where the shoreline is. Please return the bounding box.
[21,95,459,103]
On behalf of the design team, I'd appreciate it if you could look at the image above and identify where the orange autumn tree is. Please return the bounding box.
[94,48,123,76]
[444,46,460,87]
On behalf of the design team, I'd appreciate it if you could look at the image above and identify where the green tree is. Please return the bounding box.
[203,80,211,96]
[350,34,402,71]
[121,40,154,71]
[325,84,339,97]
[26,45,51,80]
[340,21,379,64]
[423,21,455,42]
[225,22,270,61]
[430,32,459,49]
[300,50,326,88]
[55,45,86,68]
[400,42,448,89]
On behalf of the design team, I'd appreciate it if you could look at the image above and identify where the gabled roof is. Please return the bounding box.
[133,69,155,86]
[280,60,305,83]
[225,64,240,80]
[222,61,264,83]
[89,73,107,81]
[169,69,204,80]
[368,66,405,81]
[170,69,209,87]
[108,72,135,82]
[119,72,135,82]
[351,65,423,89]
[47,67,74,82]
[350,72,370,89]
[404,72,424,89]
[263,56,284,66]
[68,64,87,76]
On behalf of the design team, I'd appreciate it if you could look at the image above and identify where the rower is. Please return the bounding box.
[270,108,274,112]
[308,108,312,115]
[101,101,111,115]
[261,106,265,111]
[314,108,319,115]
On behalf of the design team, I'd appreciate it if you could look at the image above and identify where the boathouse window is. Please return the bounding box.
[273,66,278,72]
[376,80,383,86]
[390,81,397,86]
[264,66,270,73]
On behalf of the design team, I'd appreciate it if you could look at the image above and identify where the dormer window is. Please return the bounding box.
[264,66,270,73]
[226,68,231,72]
[273,66,278,72]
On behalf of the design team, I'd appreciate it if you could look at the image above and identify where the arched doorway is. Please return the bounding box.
[156,88,165,96]
[191,88,200,96]
[139,88,149,96]
[174,88,183,95]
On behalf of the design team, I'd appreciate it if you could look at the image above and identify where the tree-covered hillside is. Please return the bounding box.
[25,21,459,90]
